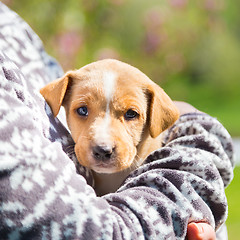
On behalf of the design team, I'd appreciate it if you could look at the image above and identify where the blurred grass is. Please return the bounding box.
[164,77,240,136]
[226,166,240,240]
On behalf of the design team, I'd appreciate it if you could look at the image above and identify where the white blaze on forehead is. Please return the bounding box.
[94,71,116,144]
[103,71,116,106]
[102,71,116,138]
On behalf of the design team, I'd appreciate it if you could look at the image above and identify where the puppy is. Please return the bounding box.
[40,59,179,196]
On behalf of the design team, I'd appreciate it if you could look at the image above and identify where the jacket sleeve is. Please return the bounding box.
[109,113,234,239]
[0,2,234,239]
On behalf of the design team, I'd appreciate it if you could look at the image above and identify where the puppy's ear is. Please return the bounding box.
[148,84,179,138]
[40,71,73,117]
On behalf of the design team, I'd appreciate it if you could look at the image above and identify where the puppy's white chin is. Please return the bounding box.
[91,165,119,174]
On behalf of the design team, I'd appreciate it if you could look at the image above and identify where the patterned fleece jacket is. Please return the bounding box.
[0,3,235,240]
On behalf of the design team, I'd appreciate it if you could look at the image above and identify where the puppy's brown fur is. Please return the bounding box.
[40,59,179,196]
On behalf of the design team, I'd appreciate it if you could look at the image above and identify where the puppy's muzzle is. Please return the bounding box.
[92,145,116,162]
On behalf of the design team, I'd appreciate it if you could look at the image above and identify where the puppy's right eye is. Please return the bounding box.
[77,106,88,117]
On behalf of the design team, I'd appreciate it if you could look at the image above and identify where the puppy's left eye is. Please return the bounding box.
[124,109,139,120]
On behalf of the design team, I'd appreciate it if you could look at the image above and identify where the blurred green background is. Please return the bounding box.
[3,0,240,136]
[2,0,239,239]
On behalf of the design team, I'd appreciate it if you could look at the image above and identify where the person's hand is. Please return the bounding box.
[187,222,216,240]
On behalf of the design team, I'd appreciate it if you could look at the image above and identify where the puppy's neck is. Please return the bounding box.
[92,169,132,196]
[136,131,163,165]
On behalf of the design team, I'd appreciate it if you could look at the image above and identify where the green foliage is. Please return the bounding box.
[226,166,240,240]
[3,0,240,135]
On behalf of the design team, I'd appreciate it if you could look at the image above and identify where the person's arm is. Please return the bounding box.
[102,108,233,239]
[173,101,203,115]
[175,101,217,240]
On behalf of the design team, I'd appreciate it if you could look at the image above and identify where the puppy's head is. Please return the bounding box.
[40,59,179,173]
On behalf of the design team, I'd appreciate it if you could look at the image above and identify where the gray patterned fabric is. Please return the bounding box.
[0,3,234,240]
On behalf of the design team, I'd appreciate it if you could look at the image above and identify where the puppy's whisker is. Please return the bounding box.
[71,97,86,104]
[66,150,76,156]
[65,144,75,149]
[65,146,75,152]
[130,155,142,170]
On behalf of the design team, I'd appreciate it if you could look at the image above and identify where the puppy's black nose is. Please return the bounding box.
[92,145,114,161]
